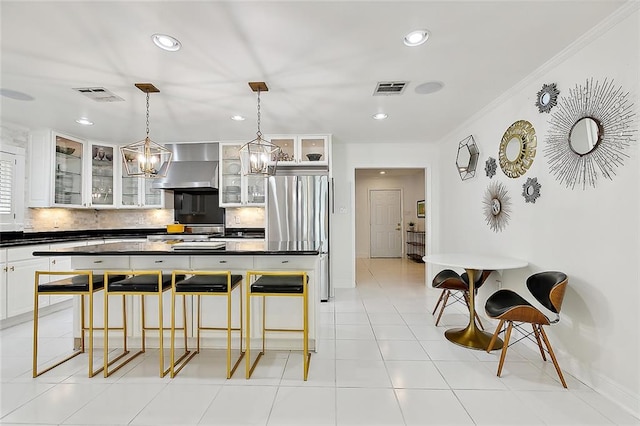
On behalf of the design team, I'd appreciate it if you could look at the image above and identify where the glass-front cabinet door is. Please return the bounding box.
[220,143,243,206]
[143,178,163,207]
[299,135,329,165]
[267,136,296,165]
[219,142,266,207]
[119,172,163,208]
[88,142,115,208]
[54,135,85,207]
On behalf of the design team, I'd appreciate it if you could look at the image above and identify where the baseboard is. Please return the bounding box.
[503,325,639,419]
[0,299,72,330]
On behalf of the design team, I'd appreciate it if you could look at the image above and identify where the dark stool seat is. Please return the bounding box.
[246,271,311,380]
[37,274,126,293]
[250,275,307,293]
[170,271,245,378]
[108,273,178,292]
[103,270,188,378]
[175,274,242,293]
[33,270,122,378]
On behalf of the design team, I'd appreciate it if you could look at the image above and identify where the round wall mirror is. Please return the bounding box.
[505,137,522,161]
[498,120,537,178]
[535,83,560,113]
[569,117,602,156]
[540,92,551,106]
[491,198,501,216]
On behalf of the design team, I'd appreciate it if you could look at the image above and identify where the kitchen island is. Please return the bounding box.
[33,240,325,351]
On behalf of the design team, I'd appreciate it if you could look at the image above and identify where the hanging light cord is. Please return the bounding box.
[145,91,150,138]
[256,89,262,139]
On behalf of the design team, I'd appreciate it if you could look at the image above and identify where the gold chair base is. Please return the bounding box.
[445,325,503,351]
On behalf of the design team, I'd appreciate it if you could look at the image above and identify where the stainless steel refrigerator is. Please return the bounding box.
[266,175,330,301]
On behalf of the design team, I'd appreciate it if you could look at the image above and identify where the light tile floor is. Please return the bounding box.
[1,258,639,425]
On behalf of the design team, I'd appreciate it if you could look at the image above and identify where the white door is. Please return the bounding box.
[370,189,402,258]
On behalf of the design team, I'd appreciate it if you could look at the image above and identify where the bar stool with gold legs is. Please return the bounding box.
[103,270,188,378]
[245,271,310,380]
[33,270,126,377]
[170,270,244,378]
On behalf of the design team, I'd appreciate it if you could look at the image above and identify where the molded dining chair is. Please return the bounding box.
[431,269,492,329]
[485,271,568,388]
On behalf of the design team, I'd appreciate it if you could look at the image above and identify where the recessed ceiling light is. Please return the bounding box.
[75,117,94,126]
[372,113,388,120]
[404,29,430,47]
[415,81,444,94]
[0,88,34,101]
[379,171,386,175]
[231,115,246,121]
[152,33,181,51]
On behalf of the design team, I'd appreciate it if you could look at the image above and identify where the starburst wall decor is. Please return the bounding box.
[482,181,511,232]
[544,78,636,189]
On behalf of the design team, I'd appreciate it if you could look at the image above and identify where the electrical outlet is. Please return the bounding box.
[234,215,240,224]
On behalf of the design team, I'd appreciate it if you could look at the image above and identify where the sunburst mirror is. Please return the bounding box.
[544,78,637,189]
[522,177,541,203]
[535,83,560,113]
[482,181,511,232]
[498,120,537,178]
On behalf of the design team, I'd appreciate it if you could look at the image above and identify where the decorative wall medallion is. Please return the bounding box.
[535,83,560,113]
[544,78,637,189]
[485,157,497,179]
[456,135,480,181]
[498,120,537,178]
[522,177,541,203]
[482,181,511,232]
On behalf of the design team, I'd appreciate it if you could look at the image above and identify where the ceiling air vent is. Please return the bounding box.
[373,81,408,96]
[73,87,124,102]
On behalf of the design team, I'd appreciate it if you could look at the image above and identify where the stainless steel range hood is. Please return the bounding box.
[152,142,219,190]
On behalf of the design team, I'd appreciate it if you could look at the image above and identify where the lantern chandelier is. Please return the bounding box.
[239,82,281,176]
[120,83,172,178]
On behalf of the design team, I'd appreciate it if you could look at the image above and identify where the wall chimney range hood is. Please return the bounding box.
[152,143,219,190]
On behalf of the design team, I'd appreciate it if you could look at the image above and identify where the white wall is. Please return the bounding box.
[330,4,639,416]
[330,139,441,288]
[354,171,425,258]
[436,6,639,416]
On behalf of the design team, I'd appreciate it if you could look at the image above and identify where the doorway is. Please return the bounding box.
[354,168,426,286]
[369,189,402,258]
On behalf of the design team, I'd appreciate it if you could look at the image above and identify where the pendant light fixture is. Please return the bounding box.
[120,83,172,178]
[239,82,281,176]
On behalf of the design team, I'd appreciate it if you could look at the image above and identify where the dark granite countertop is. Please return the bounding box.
[0,228,165,248]
[32,240,320,256]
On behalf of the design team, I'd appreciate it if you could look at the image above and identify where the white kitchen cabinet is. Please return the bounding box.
[0,249,7,319]
[30,129,161,209]
[29,130,88,208]
[0,145,25,232]
[4,244,51,318]
[219,142,266,207]
[88,141,117,208]
[265,134,331,166]
[1,242,88,323]
[119,167,164,208]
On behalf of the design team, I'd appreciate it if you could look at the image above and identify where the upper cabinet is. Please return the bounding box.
[29,129,161,209]
[266,135,331,166]
[88,142,116,208]
[119,171,164,209]
[30,130,88,208]
[219,142,266,207]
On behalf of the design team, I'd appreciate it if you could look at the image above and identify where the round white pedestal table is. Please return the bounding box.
[423,253,528,350]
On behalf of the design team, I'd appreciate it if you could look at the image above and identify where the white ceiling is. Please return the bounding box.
[0,1,626,146]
